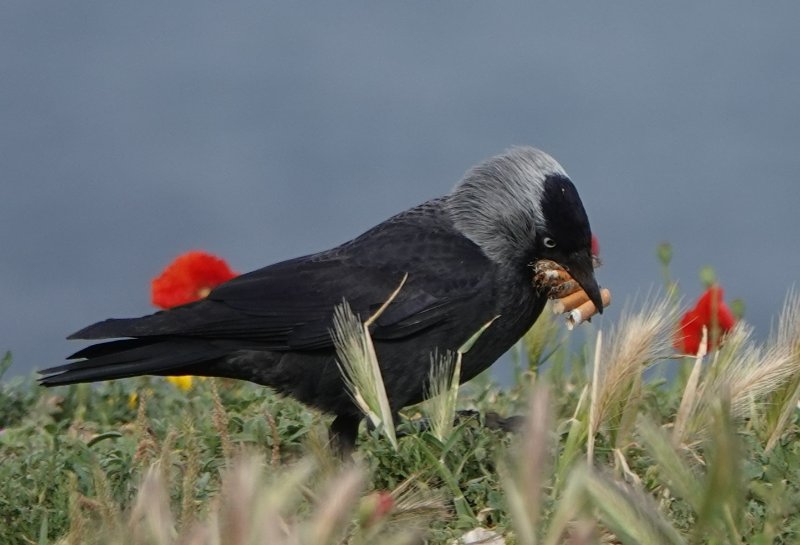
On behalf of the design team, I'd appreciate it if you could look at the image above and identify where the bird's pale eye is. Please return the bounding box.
[543,237,557,248]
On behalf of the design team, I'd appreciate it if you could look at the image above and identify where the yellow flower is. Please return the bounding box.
[128,391,138,409]
[166,375,194,390]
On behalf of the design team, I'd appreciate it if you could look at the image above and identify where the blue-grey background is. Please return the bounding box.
[2,2,799,378]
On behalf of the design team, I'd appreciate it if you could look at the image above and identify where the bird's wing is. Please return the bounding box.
[69,220,494,351]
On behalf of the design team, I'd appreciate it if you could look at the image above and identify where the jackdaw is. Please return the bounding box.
[40,146,602,450]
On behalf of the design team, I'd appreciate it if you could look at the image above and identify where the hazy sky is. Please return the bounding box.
[2,2,799,378]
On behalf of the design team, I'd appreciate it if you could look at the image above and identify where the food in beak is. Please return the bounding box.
[532,259,611,328]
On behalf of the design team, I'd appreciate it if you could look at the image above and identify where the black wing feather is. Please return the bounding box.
[65,207,493,352]
[40,339,225,385]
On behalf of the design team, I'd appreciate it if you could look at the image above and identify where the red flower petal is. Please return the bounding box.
[676,309,704,354]
[693,285,736,332]
[674,285,736,354]
[591,234,600,258]
[362,490,394,527]
[151,251,238,309]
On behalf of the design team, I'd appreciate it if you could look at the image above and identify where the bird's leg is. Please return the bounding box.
[330,413,360,455]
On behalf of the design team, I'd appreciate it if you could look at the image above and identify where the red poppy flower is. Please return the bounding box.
[359,490,394,527]
[591,234,600,258]
[674,285,736,354]
[151,251,238,309]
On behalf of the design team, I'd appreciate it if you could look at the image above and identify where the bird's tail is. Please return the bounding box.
[39,338,226,386]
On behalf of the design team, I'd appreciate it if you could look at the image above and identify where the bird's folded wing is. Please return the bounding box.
[68,253,490,352]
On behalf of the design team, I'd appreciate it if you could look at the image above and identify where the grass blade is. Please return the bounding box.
[332,297,399,449]
[424,349,460,442]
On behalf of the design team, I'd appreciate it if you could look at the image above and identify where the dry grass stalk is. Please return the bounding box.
[304,422,342,478]
[332,275,408,449]
[766,375,800,452]
[590,296,676,446]
[92,463,122,533]
[180,420,201,528]
[209,379,234,461]
[303,466,364,544]
[387,479,450,531]
[332,300,397,447]
[541,466,590,545]
[422,319,499,443]
[265,410,282,466]
[133,389,158,469]
[66,472,86,545]
[672,327,708,447]
[425,348,461,442]
[699,397,745,545]
[502,383,553,545]
[129,464,175,545]
[588,331,602,465]
[776,288,800,353]
[552,383,589,494]
[765,289,800,451]
[59,446,439,545]
[686,313,800,442]
[218,455,279,545]
[581,468,686,545]
[637,417,703,511]
[612,448,641,486]
[216,455,321,545]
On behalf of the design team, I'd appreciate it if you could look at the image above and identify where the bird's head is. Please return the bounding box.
[447,146,602,313]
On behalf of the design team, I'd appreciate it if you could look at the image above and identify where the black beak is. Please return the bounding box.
[563,250,603,314]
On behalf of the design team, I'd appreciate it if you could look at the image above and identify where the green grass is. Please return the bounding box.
[2,287,800,544]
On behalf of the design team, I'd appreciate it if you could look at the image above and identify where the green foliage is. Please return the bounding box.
[0,351,41,428]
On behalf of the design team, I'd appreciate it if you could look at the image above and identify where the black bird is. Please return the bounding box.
[40,146,602,450]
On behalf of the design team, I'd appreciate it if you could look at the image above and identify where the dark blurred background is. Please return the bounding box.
[2,2,799,377]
